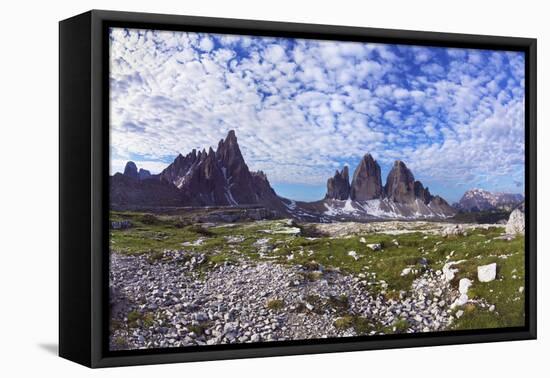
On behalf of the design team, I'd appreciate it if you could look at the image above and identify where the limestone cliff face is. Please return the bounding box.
[325,166,351,200]
[384,160,416,203]
[350,154,383,201]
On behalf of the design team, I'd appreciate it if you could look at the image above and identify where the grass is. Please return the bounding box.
[110,210,526,331]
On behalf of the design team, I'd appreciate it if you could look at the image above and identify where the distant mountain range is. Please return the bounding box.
[453,188,524,212]
[110,130,457,221]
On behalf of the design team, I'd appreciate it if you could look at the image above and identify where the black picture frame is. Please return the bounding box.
[59,9,537,368]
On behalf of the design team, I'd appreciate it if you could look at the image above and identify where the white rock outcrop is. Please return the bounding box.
[505,208,525,235]
[442,260,465,282]
[477,263,497,282]
[442,224,465,237]
[451,294,469,309]
[459,278,472,294]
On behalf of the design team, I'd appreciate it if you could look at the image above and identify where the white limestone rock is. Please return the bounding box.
[505,208,525,235]
[459,278,472,294]
[477,263,497,282]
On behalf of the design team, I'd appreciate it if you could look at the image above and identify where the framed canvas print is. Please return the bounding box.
[59,10,536,368]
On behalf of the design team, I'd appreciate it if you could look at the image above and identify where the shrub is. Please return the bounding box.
[188,224,213,237]
[188,321,212,336]
[140,213,159,225]
[327,295,349,313]
[174,218,191,228]
[334,315,354,330]
[333,314,372,334]
[297,223,328,237]
[127,310,155,328]
[393,318,410,333]
[266,299,284,311]
[147,250,165,263]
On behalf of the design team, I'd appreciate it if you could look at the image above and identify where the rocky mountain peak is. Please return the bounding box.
[216,129,246,170]
[160,149,200,188]
[123,161,139,179]
[325,166,351,200]
[153,130,281,208]
[414,180,432,204]
[138,168,151,180]
[455,188,524,212]
[384,160,416,203]
[350,153,383,201]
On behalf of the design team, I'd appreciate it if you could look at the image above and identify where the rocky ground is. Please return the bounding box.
[110,250,465,350]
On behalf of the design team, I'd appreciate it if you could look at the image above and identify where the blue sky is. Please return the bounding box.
[109,28,525,203]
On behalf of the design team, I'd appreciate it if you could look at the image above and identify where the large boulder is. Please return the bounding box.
[477,263,497,282]
[442,224,465,237]
[505,208,525,235]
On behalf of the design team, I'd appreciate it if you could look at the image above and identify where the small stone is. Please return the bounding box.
[456,310,464,318]
[489,305,495,312]
[223,323,236,334]
[367,243,382,251]
[194,312,208,322]
[452,294,469,308]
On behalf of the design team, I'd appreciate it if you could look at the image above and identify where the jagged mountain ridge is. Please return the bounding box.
[158,130,279,207]
[111,130,283,211]
[323,155,455,219]
[454,188,524,212]
[111,130,455,220]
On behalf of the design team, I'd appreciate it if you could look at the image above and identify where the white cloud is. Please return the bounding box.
[198,36,214,52]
